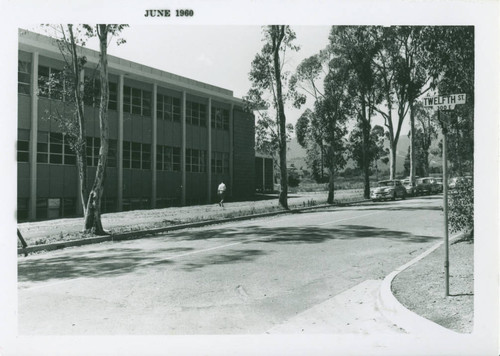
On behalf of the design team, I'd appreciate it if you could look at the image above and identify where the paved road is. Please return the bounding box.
[18,195,444,335]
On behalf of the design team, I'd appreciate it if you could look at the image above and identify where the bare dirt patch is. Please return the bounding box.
[391,236,474,333]
[18,190,364,247]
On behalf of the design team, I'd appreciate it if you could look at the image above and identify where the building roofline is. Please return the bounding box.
[18,28,245,106]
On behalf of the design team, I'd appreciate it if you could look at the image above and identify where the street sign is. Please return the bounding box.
[422,94,466,110]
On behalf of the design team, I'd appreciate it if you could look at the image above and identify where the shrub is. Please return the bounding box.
[288,170,301,188]
[448,178,474,239]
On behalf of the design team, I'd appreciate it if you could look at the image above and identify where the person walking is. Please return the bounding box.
[217,181,227,207]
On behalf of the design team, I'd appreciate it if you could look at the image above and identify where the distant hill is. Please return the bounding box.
[286,134,441,175]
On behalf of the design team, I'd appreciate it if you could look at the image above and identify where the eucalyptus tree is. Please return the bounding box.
[291,46,351,203]
[347,124,388,179]
[420,26,474,176]
[327,26,381,198]
[246,25,299,209]
[295,109,325,182]
[38,24,127,235]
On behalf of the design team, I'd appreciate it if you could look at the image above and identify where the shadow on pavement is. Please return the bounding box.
[19,224,440,284]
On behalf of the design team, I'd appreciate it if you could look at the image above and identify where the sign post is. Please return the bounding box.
[421,93,466,297]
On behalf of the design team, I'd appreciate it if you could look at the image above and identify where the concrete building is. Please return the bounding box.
[17,29,255,221]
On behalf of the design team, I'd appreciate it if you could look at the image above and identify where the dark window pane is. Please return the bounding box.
[65,155,76,165]
[50,154,63,164]
[18,152,29,162]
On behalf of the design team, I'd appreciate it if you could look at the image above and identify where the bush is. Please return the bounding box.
[288,170,301,188]
[448,179,474,239]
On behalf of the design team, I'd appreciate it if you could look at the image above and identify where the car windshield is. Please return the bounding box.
[378,181,394,187]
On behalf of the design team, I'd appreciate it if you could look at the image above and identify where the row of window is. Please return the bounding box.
[18,62,230,129]
[19,130,229,173]
[18,197,119,221]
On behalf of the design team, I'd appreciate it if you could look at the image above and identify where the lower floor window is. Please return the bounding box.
[211,151,229,174]
[17,198,29,221]
[186,148,206,173]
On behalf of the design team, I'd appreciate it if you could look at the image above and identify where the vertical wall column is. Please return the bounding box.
[262,157,266,192]
[151,83,157,209]
[29,52,39,220]
[181,91,186,206]
[75,68,85,216]
[229,104,234,197]
[117,74,124,211]
[207,98,212,203]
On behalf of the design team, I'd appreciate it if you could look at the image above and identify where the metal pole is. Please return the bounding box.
[441,109,450,296]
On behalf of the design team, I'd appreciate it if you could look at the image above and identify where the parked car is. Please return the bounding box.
[401,179,417,197]
[435,177,444,193]
[426,177,441,194]
[371,180,407,202]
[415,178,434,195]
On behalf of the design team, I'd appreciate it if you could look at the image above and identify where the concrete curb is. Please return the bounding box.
[18,199,370,255]
[376,231,467,335]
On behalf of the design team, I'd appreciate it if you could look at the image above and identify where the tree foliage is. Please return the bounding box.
[37,24,128,235]
[449,179,474,239]
[246,26,299,209]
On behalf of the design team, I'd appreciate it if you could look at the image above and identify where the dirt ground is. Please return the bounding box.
[391,236,474,333]
[18,190,364,246]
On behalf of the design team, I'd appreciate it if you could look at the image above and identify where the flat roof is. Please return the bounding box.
[19,29,244,106]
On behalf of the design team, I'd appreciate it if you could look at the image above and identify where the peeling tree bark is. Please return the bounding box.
[84,25,109,235]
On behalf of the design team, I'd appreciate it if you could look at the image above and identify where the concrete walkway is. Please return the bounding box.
[268,236,464,337]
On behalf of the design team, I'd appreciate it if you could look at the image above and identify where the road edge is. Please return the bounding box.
[376,231,467,335]
[18,199,370,255]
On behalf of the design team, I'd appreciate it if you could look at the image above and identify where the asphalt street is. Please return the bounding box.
[18,195,444,335]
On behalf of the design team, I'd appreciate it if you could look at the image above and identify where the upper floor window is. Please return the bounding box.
[123,86,151,117]
[211,107,229,130]
[109,82,118,111]
[18,61,31,95]
[38,65,64,100]
[37,132,76,165]
[157,94,181,122]
[186,101,206,127]
[83,76,101,108]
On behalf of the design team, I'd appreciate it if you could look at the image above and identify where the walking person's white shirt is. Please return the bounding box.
[217,182,226,207]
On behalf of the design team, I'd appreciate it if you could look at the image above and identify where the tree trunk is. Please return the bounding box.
[327,145,335,204]
[273,26,288,210]
[409,101,416,183]
[84,25,109,235]
[361,99,371,199]
[68,25,89,216]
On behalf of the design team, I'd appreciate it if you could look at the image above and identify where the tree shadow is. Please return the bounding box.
[181,249,267,272]
[18,246,189,283]
[19,224,440,284]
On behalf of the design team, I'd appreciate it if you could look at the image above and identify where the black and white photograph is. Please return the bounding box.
[1,1,498,355]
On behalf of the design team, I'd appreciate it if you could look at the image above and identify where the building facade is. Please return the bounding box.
[18,30,255,221]
[255,154,274,193]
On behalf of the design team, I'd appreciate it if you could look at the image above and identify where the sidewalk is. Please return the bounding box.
[267,237,465,337]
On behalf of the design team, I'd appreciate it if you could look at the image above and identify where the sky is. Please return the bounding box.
[28,25,333,130]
